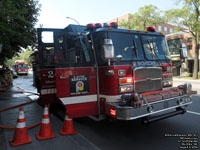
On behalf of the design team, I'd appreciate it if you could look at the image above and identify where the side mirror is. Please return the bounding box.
[180,43,188,59]
[103,39,114,59]
[116,55,123,62]
[172,43,188,67]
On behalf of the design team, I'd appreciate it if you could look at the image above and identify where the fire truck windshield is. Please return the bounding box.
[18,64,28,68]
[108,32,142,60]
[107,32,170,61]
[141,35,170,60]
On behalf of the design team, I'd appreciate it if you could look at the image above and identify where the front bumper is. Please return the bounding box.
[105,95,192,120]
[17,72,28,75]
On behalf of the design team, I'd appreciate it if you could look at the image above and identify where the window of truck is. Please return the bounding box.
[67,36,92,64]
[108,32,144,60]
[141,35,170,60]
[17,64,28,68]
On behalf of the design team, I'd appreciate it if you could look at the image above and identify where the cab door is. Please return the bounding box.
[55,35,98,118]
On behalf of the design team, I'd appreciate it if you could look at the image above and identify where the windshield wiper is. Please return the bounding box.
[133,39,138,58]
[147,40,162,65]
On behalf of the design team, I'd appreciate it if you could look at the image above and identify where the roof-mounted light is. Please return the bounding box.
[94,23,102,29]
[86,23,95,32]
[109,22,118,29]
[146,26,155,32]
[103,23,109,27]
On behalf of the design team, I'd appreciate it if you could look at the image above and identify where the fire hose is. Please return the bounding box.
[0,122,41,130]
[0,86,40,96]
[0,87,41,130]
[0,102,41,129]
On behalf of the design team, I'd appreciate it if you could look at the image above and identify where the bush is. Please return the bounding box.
[189,72,200,78]
[188,73,193,77]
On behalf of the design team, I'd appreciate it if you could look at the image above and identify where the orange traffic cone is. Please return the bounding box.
[36,105,56,140]
[60,113,76,135]
[9,107,32,146]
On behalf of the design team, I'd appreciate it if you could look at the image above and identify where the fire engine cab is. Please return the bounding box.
[13,60,29,75]
[35,23,196,122]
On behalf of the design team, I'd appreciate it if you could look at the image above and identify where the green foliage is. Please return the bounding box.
[5,49,34,68]
[119,5,163,30]
[164,2,200,33]
[188,73,193,77]
[0,0,40,65]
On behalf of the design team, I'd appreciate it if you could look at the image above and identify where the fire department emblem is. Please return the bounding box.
[70,75,89,95]
[76,81,84,92]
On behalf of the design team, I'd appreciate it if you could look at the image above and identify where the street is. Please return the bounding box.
[3,74,200,150]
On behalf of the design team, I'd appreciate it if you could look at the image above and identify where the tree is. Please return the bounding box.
[5,48,34,68]
[164,0,200,79]
[119,5,162,30]
[0,0,40,65]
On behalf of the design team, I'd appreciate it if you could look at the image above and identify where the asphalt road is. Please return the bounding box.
[9,74,200,150]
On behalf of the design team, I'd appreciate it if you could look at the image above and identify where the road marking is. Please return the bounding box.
[187,111,200,116]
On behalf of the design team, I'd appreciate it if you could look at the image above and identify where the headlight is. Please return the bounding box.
[119,85,133,93]
[163,80,173,87]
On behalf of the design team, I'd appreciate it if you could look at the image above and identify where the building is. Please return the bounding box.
[108,13,177,35]
[108,13,131,23]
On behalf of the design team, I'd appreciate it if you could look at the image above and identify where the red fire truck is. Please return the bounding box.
[35,23,196,123]
[13,60,29,75]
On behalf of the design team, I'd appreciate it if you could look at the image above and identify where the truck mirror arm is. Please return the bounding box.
[106,55,123,66]
[173,59,185,68]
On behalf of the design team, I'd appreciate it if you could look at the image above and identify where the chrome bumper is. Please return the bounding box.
[105,95,192,120]
[17,72,28,74]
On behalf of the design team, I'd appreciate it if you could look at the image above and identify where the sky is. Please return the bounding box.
[36,0,181,28]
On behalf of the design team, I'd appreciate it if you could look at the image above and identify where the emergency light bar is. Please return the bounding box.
[146,26,155,32]
[86,23,95,31]
[109,22,118,29]
[86,22,118,31]
[94,23,102,29]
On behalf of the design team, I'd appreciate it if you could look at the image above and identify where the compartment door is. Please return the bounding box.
[55,67,98,118]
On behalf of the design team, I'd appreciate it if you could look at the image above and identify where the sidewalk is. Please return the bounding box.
[173,77,200,82]
[0,86,100,150]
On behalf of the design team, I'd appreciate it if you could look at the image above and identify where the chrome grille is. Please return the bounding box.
[134,67,162,93]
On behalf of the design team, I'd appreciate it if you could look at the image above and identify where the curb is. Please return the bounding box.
[173,78,200,83]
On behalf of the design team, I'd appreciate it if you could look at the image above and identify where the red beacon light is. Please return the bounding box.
[86,23,95,31]
[94,23,102,29]
[146,26,156,32]
[109,22,118,29]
